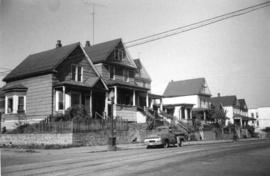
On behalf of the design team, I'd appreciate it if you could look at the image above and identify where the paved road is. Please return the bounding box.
[2,140,270,176]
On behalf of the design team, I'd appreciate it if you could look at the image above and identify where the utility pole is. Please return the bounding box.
[82,0,106,44]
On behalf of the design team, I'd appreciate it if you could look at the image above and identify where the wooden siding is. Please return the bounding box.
[55,46,98,83]
[4,74,53,119]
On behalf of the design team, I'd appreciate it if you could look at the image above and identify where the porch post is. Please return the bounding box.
[5,96,8,114]
[133,90,136,106]
[90,90,92,117]
[185,108,188,120]
[113,86,117,117]
[146,92,149,107]
[62,86,65,110]
[160,98,163,111]
[105,92,108,117]
[179,106,182,120]
[203,111,206,121]
[190,109,193,120]
[240,118,243,127]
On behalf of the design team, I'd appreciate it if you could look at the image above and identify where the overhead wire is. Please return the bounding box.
[125,1,270,48]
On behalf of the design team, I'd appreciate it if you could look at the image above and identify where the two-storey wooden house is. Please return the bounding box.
[162,78,212,123]
[84,39,151,122]
[1,39,153,129]
[1,41,107,129]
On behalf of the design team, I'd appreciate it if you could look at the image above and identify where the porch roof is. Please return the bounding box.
[163,103,194,108]
[106,80,150,91]
[233,114,254,121]
[192,107,210,112]
[149,93,163,99]
[54,77,100,89]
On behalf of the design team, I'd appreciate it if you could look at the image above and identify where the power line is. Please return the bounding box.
[125,1,270,48]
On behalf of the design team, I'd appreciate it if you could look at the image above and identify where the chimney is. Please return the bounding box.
[217,93,221,97]
[56,40,62,48]
[85,41,91,47]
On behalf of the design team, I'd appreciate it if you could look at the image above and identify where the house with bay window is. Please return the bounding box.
[1,40,108,130]
[1,38,152,130]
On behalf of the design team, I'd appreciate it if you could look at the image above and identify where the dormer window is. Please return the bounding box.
[71,65,83,82]
[114,49,125,61]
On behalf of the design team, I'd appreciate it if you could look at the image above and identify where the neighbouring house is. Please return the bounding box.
[1,40,108,130]
[162,78,212,124]
[249,107,270,130]
[84,39,152,123]
[210,94,253,127]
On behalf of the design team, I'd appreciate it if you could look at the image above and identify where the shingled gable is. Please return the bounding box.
[163,78,211,97]
[84,38,137,68]
[133,59,152,81]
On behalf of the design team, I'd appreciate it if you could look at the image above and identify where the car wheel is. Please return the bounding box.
[146,145,151,149]
[163,140,169,148]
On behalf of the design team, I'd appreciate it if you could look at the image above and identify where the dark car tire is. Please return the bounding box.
[163,140,169,148]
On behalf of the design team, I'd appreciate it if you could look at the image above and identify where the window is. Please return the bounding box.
[56,90,64,111]
[18,96,25,113]
[251,113,254,118]
[109,65,115,80]
[7,97,13,113]
[71,65,83,82]
[114,49,125,61]
[5,95,26,114]
[77,66,83,82]
[123,69,129,82]
[71,65,76,80]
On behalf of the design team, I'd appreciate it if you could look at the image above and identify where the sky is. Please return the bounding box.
[0,0,270,108]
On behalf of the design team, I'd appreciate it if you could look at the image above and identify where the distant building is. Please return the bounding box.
[249,107,270,130]
[211,94,253,127]
[162,78,211,123]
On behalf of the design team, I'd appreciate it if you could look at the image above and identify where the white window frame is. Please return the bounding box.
[71,64,83,82]
[56,90,64,111]
[5,95,26,114]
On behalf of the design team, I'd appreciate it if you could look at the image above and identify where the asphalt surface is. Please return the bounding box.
[1,140,270,176]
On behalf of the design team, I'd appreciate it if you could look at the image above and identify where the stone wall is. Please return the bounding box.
[0,133,73,146]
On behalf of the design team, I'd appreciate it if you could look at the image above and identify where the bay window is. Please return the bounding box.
[5,95,26,114]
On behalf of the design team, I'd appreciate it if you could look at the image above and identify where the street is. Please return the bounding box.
[2,140,270,176]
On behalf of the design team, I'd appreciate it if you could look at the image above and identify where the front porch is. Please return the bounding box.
[54,84,106,118]
[108,85,150,122]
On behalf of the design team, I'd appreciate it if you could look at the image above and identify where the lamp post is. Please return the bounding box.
[108,91,116,151]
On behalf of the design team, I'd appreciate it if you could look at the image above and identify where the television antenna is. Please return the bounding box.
[82,0,106,44]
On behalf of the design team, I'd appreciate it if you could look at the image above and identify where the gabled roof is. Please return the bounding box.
[84,38,137,68]
[133,59,151,81]
[210,96,237,107]
[237,99,248,111]
[3,42,80,82]
[163,78,210,97]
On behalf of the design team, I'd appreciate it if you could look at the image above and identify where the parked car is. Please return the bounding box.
[144,126,187,148]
